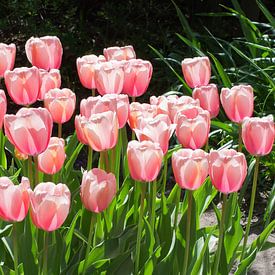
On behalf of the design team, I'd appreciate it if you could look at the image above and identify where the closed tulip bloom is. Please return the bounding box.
[0,90,7,128]
[25,36,63,70]
[150,95,179,117]
[172,149,208,190]
[94,61,124,95]
[128,102,157,129]
[4,107,53,156]
[0,43,16,78]
[193,84,220,118]
[44,88,76,124]
[4,66,40,105]
[77,54,106,89]
[134,114,175,154]
[123,59,153,97]
[209,149,247,193]
[30,182,70,231]
[38,137,66,174]
[242,115,275,156]
[181,57,211,88]
[39,69,61,100]
[127,140,163,182]
[81,168,116,213]
[104,45,136,61]
[220,85,254,123]
[82,110,119,152]
[75,115,89,145]
[175,105,210,149]
[0,177,30,222]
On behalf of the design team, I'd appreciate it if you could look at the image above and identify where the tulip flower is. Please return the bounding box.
[25,36,63,70]
[94,61,124,95]
[39,69,61,100]
[30,182,70,231]
[4,66,40,105]
[0,90,7,128]
[14,147,28,160]
[77,54,106,89]
[0,43,16,78]
[150,95,179,117]
[80,168,116,213]
[134,114,175,154]
[0,177,30,222]
[103,45,136,61]
[175,105,210,149]
[220,85,254,123]
[127,140,163,182]
[193,84,220,118]
[75,115,89,145]
[181,56,211,88]
[82,110,119,152]
[38,137,66,174]
[242,115,275,156]
[44,88,76,124]
[172,149,208,190]
[122,59,153,97]
[209,149,247,193]
[4,107,53,156]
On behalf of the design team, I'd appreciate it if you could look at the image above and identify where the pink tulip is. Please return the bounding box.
[30,182,70,231]
[44,88,76,124]
[4,66,40,105]
[104,45,136,61]
[0,43,16,78]
[172,149,208,190]
[75,115,89,145]
[127,140,163,182]
[76,54,106,89]
[82,111,118,152]
[80,168,116,213]
[242,115,275,156]
[38,137,66,174]
[193,84,220,118]
[4,107,53,156]
[0,177,30,222]
[14,147,28,161]
[181,57,211,88]
[150,95,179,117]
[123,59,153,97]
[128,102,157,129]
[175,105,210,149]
[94,61,124,95]
[39,69,61,100]
[209,149,247,193]
[0,90,7,128]
[25,36,63,70]
[134,114,175,154]
[220,85,254,123]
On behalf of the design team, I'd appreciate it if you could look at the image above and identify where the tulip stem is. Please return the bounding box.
[162,157,168,197]
[28,156,33,189]
[43,231,48,275]
[238,123,242,152]
[241,156,260,261]
[34,156,39,185]
[213,193,228,275]
[92,89,95,97]
[104,150,110,172]
[173,186,181,230]
[83,213,96,275]
[135,184,146,275]
[150,180,157,231]
[13,223,18,275]
[58,123,62,138]
[204,138,209,152]
[87,146,93,170]
[182,190,193,275]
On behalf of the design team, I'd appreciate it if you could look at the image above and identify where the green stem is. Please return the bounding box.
[182,190,193,275]
[204,138,209,152]
[111,146,116,174]
[28,156,33,189]
[0,129,3,165]
[34,156,39,186]
[92,89,95,97]
[104,150,110,172]
[162,157,168,197]
[83,214,95,275]
[213,193,228,275]
[135,184,146,275]
[241,156,260,260]
[43,231,49,275]
[238,123,242,152]
[87,146,93,171]
[133,181,140,224]
[150,180,157,231]
[173,186,181,230]
[58,123,62,138]
[99,151,105,170]
[13,223,18,275]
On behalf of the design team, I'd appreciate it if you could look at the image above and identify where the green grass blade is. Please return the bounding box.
[256,0,275,28]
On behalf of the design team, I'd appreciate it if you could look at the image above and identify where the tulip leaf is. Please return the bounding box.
[0,130,7,169]
[0,224,12,238]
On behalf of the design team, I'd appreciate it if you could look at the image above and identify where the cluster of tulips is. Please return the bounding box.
[0,36,274,274]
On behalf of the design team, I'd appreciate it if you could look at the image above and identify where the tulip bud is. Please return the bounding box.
[0,43,16,78]
[103,45,136,61]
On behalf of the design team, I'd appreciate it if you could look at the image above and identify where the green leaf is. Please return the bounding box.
[0,130,7,169]
[256,0,275,28]
[0,224,13,238]
[211,120,233,133]
[264,181,275,226]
